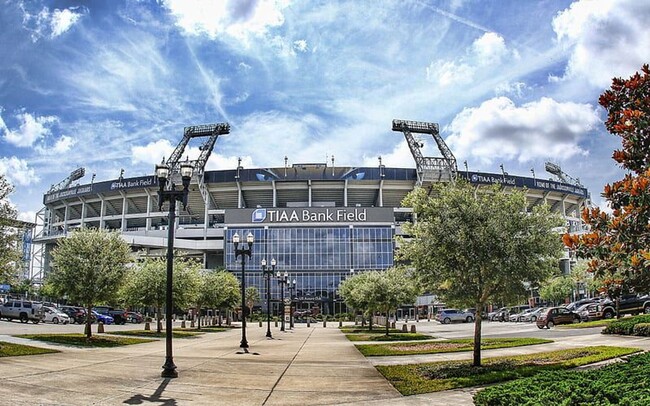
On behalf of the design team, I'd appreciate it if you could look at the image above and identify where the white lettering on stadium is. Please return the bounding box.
[265,208,368,223]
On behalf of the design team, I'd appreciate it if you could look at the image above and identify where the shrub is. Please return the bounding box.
[632,322,650,336]
[602,315,650,335]
[474,351,650,406]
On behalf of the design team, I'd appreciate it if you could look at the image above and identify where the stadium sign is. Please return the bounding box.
[43,175,156,204]
[226,207,394,224]
[464,171,588,198]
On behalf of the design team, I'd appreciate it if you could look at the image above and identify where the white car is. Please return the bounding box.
[42,306,70,324]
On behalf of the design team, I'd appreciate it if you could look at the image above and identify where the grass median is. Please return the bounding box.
[557,319,613,329]
[356,337,552,356]
[105,330,204,338]
[16,333,155,347]
[376,345,640,396]
[346,333,434,342]
[0,341,60,357]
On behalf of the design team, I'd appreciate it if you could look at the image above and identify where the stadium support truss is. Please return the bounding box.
[392,119,457,185]
[167,123,230,175]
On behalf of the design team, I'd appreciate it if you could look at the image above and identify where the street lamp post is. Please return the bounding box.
[261,258,276,339]
[276,271,288,332]
[233,232,254,349]
[155,158,194,378]
[288,279,296,329]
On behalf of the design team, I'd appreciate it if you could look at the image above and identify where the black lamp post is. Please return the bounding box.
[155,158,194,378]
[233,232,254,349]
[261,258,276,339]
[288,279,296,329]
[276,271,288,332]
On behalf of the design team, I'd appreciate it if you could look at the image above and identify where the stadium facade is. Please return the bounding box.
[30,121,591,315]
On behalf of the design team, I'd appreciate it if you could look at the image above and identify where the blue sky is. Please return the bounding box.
[1,0,649,221]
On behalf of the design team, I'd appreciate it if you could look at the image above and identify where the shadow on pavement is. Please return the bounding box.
[123,378,176,405]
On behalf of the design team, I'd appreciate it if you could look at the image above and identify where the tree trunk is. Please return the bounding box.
[616,297,621,319]
[156,305,162,333]
[85,303,93,339]
[385,308,390,336]
[473,302,482,367]
[368,312,373,331]
[218,309,222,327]
[196,304,202,330]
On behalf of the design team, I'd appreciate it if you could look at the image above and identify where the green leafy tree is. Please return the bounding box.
[245,286,260,321]
[565,65,650,309]
[539,275,574,305]
[399,181,564,366]
[213,271,240,325]
[371,267,420,335]
[121,255,200,332]
[340,271,376,330]
[0,175,21,285]
[49,228,132,338]
[194,269,240,329]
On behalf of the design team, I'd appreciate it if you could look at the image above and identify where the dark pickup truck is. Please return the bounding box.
[583,295,650,320]
[93,306,128,325]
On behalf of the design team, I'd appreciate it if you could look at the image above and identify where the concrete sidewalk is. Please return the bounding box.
[0,325,400,405]
[2,324,648,405]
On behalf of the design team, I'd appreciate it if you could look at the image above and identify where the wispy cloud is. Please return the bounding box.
[0,107,58,148]
[18,2,85,41]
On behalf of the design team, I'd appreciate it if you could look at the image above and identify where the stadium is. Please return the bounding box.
[30,120,590,316]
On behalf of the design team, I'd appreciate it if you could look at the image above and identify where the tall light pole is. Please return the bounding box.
[155,158,193,378]
[288,278,296,329]
[276,271,288,332]
[261,257,276,339]
[233,232,254,349]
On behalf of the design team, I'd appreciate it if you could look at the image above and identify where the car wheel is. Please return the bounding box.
[466,316,473,323]
[443,317,451,324]
[644,305,650,315]
[131,318,137,323]
[537,325,544,329]
[32,319,39,324]
[547,320,555,328]
[604,310,615,319]
[573,316,580,323]
[52,317,59,324]
[531,316,537,322]
[19,313,28,323]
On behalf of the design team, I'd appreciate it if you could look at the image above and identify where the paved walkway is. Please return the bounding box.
[1,324,649,405]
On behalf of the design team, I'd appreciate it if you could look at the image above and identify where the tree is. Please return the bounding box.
[539,275,573,305]
[49,228,132,338]
[399,181,564,366]
[121,255,200,333]
[564,65,650,306]
[340,271,376,330]
[245,286,259,321]
[373,267,420,335]
[212,271,240,325]
[0,175,21,285]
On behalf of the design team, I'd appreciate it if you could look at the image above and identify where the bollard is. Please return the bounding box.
[97,321,104,333]
[307,319,310,327]
[158,321,163,331]
[144,321,151,331]
[401,324,408,332]
[181,320,186,329]
[391,321,396,329]
[339,320,343,328]
[259,320,263,327]
[190,319,195,328]
[323,320,327,328]
[410,325,416,333]
[274,320,278,327]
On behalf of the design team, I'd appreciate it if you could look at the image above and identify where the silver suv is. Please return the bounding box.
[0,300,44,323]
[436,309,474,324]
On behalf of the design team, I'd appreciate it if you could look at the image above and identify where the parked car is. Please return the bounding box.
[488,307,507,321]
[42,306,70,324]
[510,308,534,322]
[522,307,547,322]
[536,306,580,328]
[93,306,128,325]
[59,306,87,324]
[126,311,144,323]
[436,309,474,324]
[0,300,44,323]
[91,310,113,325]
[565,298,599,312]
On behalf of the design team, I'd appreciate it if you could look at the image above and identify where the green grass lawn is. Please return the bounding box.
[345,333,435,342]
[0,341,60,357]
[557,319,613,329]
[16,333,155,347]
[188,325,229,332]
[356,337,552,356]
[340,327,403,334]
[105,330,204,338]
[376,345,640,396]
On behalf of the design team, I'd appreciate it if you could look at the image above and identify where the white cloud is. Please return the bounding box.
[131,139,176,166]
[494,81,529,98]
[19,3,85,41]
[445,97,600,163]
[162,0,289,45]
[293,39,308,52]
[52,135,76,154]
[17,210,37,223]
[0,157,39,186]
[1,109,58,148]
[552,0,650,88]
[426,32,516,87]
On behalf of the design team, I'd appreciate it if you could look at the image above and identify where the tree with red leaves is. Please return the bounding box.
[564,65,650,310]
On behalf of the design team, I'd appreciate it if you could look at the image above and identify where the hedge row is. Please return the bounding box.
[474,351,650,406]
[602,315,650,335]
